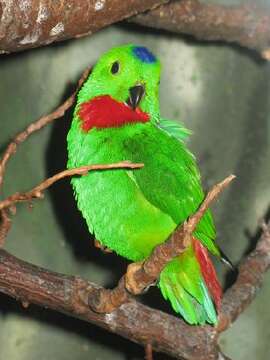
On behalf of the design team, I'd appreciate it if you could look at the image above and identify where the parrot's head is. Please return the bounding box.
[77,44,161,132]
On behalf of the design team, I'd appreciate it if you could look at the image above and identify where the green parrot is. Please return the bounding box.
[67,44,228,325]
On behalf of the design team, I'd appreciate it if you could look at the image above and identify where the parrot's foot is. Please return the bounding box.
[88,277,130,313]
[88,261,157,313]
[125,261,156,295]
[94,239,112,253]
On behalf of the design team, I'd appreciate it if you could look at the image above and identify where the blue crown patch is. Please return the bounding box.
[132,46,156,63]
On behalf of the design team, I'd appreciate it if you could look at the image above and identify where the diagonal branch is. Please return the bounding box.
[218,222,270,332]
[0,66,91,190]
[0,222,269,360]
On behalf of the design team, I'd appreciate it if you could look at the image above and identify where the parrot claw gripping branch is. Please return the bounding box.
[0,45,270,360]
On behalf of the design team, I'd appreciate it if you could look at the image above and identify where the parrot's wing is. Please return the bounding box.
[124,123,219,256]
[157,118,192,142]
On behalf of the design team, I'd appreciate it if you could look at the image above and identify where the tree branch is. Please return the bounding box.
[0,0,168,53]
[132,0,270,59]
[218,222,270,332]
[1,1,270,58]
[145,343,153,360]
[0,222,269,360]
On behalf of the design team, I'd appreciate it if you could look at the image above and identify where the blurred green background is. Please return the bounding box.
[0,10,270,360]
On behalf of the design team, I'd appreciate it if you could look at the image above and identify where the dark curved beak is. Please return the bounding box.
[127,84,145,110]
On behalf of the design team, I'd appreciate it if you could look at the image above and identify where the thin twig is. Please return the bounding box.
[88,174,235,312]
[0,66,91,190]
[186,174,236,235]
[0,162,144,211]
[145,343,153,360]
[217,348,233,360]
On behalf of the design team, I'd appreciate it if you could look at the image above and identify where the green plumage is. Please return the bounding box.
[67,44,221,325]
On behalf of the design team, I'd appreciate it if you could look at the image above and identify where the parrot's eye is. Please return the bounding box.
[111,61,120,75]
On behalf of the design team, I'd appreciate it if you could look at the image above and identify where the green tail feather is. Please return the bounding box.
[159,245,217,325]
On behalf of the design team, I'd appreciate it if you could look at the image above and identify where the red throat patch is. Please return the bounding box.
[78,95,150,132]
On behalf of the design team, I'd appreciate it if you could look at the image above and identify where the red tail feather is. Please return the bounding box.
[193,237,222,310]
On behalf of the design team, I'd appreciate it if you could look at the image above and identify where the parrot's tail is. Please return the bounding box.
[159,237,222,325]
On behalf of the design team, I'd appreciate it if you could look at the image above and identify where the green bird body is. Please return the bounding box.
[67,45,223,325]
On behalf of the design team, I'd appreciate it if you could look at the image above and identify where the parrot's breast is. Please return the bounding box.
[67,121,176,261]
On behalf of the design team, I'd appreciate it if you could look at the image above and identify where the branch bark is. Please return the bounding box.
[1,1,270,58]
[0,222,269,360]
[0,209,11,246]
[133,0,270,58]
[0,0,168,53]
[218,223,270,331]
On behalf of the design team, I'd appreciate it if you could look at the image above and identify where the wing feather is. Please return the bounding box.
[124,123,219,255]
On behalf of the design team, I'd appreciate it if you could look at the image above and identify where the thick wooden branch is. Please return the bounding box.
[1,1,270,57]
[0,223,269,360]
[0,248,216,360]
[0,0,168,53]
[133,0,270,58]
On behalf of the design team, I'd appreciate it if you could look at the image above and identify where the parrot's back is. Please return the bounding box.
[67,120,222,324]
